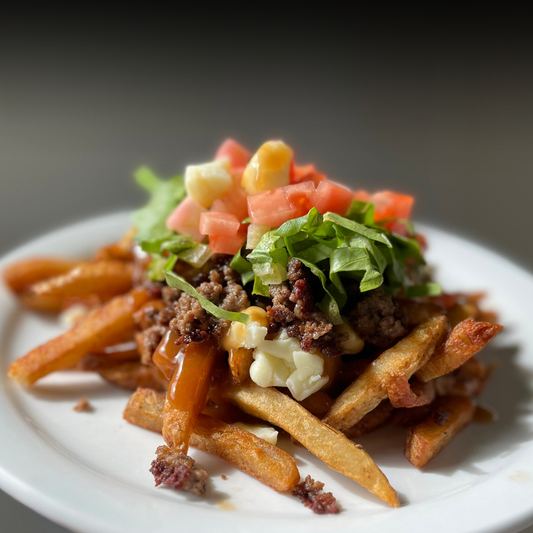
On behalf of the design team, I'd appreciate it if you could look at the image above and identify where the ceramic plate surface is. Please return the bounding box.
[1,212,532,533]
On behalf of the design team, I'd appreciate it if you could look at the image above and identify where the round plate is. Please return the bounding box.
[1,212,532,533]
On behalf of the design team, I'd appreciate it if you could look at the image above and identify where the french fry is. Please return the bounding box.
[94,228,136,262]
[417,319,502,383]
[434,357,492,398]
[30,261,134,300]
[159,337,220,452]
[387,377,436,409]
[299,390,334,418]
[2,257,79,294]
[8,287,152,386]
[404,395,476,468]
[228,347,253,384]
[124,388,300,492]
[324,315,447,431]
[344,400,396,439]
[99,362,167,391]
[19,293,65,313]
[224,380,399,507]
[77,342,140,371]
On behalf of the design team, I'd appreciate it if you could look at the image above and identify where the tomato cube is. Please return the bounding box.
[371,191,414,221]
[311,180,354,216]
[292,164,326,187]
[215,139,251,170]
[166,197,206,242]
[209,232,247,255]
[199,212,241,237]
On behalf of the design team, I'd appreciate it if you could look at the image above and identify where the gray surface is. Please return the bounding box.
[0,27,532,533]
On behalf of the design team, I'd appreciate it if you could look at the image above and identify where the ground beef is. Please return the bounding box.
[150,446,208,496]
[292,475,338,514]
[350,289,407,348]
[169,257,249,344]
[268,259,345,357]
[136,326,167,365]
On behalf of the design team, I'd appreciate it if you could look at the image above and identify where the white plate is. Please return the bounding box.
[1,212,533,533]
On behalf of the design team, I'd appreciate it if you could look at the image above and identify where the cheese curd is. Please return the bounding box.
[223,307,330,401]
[233,422,279,445]
[185,159,233,208]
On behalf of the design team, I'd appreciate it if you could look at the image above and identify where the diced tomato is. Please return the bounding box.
[311,180,354,216]
[353,190,371,202]
[210,184,249,222]
[166,197,206,242]
[215,139,251,169]
[199,212,241,237]
[292,164,326,187]
[370,191,414,222]
[248,182,316,226]
[285,181,315,217]
[209,232,247,255]
[248,188,298,226]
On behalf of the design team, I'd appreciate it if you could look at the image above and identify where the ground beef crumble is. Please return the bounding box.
[169,257,249,344]
[150,446,208,496]
[350,289,407,348]
[268,259,346,357]
[292,475,338,514]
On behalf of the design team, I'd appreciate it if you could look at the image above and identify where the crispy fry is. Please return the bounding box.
[124,389,300,492]
[324,315,447,431]
[159,337,220,452]
[446,302,478,328]
[228,347,253,384]
[387,377,436,409]
[434,357,493,397]
[405,395,476,468]
[224,380,399,507]
[98,362,167,391]
[396,300,445,328]
[30,261,134,300]
[8,287,152,386]
[299,391,334,418]
[77,343,140,371]
[2,257,79,294]
[94,228,136,262]
[417,319,502,383]
[344,400,396,439]
[19,293,65,313]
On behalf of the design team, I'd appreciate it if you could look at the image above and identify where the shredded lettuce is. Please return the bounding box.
[165,271,250,324]
[235,204,440,323]
[132,167,187,246]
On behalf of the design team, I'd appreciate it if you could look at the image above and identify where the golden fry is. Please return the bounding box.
[299,390,334,418]
[434,357,492,398]
[94,228,136,262]
[8,287,152,386]
[324,315,447,431]
[19,293,65,313]
[417,319,502,383]
[344,400,395,439]
[30,261,134,300]
[224,380,399,508]
[2,257,79,294]
[124,389,300,492]
[228,347,253,384]
[405,395,476,468]
[98,362,167,391]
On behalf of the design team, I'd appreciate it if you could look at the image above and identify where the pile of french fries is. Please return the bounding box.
[3,232,502,510]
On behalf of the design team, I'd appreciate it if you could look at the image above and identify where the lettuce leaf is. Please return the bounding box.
[165,271,250,324]
[132,167,186,245]
[233,206,440,323]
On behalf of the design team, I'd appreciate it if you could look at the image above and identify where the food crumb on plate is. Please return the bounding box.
[73,398,93,412]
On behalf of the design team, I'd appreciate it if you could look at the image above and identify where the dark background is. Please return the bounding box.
[1,23,532,532]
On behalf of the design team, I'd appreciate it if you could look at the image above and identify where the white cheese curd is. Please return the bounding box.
[249,330,329,401]
[185,159,233,208]
[233,422,279,445]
